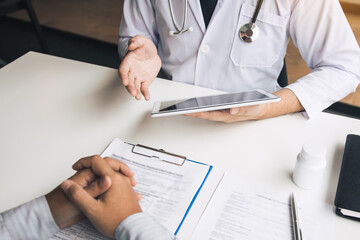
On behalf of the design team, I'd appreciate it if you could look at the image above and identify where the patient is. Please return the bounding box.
[0,155,175,240]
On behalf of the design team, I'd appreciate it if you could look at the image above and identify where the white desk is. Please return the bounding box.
[0,52,359,239]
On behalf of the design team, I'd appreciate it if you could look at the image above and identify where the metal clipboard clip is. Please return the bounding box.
[131,144,186,166]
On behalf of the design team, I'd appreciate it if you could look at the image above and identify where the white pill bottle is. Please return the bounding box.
[293,142,327,189]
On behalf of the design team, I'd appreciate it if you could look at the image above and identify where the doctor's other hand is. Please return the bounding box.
[185,88,304,123]
[62,156,142,238]
[185,104,268,123]
[119,35,161,101]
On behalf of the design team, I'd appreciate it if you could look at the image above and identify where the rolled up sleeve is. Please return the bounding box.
[286,0,360,118]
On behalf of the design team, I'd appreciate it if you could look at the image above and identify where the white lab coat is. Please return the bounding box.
[118,0,360,118]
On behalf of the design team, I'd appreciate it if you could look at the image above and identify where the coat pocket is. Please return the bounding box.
[230,3,289,68]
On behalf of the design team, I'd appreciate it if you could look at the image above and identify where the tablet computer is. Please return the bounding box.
[151,89,280,117]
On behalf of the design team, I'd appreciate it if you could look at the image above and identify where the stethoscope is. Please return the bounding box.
[168,0,264,43]
[239,0,264,42]
[168,0,193,36]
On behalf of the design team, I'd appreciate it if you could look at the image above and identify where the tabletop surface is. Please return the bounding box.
[0,52,359,239]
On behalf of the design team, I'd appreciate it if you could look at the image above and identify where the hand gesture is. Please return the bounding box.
[119,35,161,101]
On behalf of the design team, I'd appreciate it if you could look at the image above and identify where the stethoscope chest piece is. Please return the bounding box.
[239,23,259,43]
[239,0,263,43]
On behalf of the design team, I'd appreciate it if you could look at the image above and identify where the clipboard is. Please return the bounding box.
[101,138,213,236]
[52,139,212,239]
[131,144,186,166]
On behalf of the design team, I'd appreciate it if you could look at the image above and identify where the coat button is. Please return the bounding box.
[200,44,210,53]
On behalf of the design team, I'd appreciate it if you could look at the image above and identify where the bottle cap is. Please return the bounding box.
[299,142,326,165]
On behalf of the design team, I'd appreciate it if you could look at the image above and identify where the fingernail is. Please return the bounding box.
[100,176,111,188]
[231,108,239,115]
[61,180,72,192]
[137,194,142,201]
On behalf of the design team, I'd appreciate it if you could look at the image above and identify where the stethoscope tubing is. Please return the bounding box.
[168,0,189,35]
[252,0,263,24]
[168,0,264,41]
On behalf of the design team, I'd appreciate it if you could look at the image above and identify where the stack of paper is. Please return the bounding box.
[191,173,334,240]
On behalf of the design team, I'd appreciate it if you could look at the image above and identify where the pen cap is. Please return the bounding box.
[293,142,327,189]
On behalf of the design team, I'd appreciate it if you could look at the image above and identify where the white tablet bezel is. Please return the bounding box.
[151,89,280,118]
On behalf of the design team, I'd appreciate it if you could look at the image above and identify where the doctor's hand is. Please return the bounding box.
[46,155,139,229]
[185,104,268,123]
[61,155,142,238]
[119,35,162,101]
[185,89,304,123]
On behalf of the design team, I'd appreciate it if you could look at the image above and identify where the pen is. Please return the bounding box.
[291,193,303,240]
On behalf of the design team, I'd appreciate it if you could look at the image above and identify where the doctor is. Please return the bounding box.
[118,0,360,122]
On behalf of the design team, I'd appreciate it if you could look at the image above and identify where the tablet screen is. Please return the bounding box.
[159,90,272,113]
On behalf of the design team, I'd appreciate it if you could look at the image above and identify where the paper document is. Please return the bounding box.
[51,138,212,239]
[191,173,334,240]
